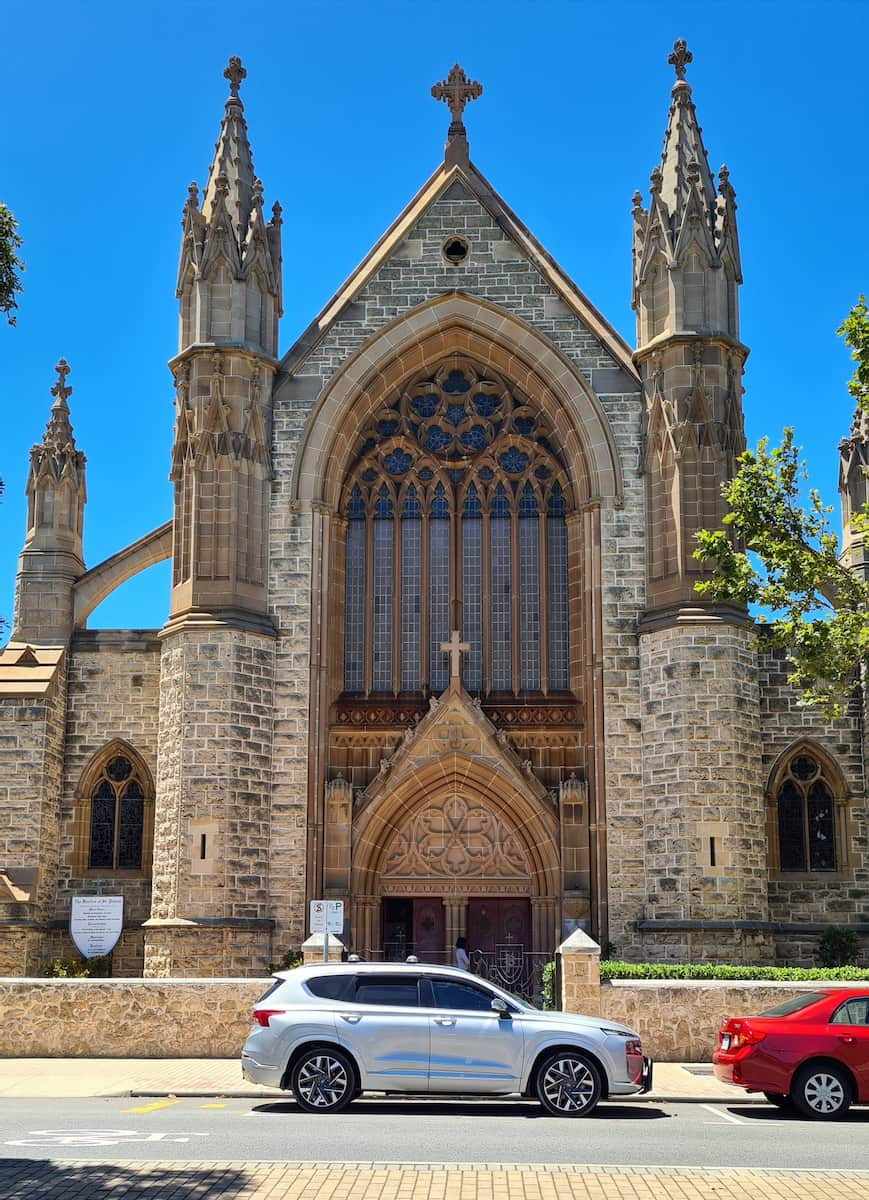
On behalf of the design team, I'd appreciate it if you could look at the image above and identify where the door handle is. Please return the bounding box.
[837,1034,856,1044]
[433,1017,456,1026]
[341,1014,362,1024]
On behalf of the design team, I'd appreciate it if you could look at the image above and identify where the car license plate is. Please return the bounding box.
[721,1034,731,1050]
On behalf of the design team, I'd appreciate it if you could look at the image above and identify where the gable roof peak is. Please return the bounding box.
[431,63,483,167]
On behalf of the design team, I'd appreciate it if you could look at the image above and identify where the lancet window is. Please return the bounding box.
[340,359,574,697]
[87,753,148,870]
[774,751,839,874]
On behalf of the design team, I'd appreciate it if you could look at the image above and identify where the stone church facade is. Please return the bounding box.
[2,44,868,977]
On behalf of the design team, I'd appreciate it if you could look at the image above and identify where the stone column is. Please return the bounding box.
[531,897,558,956]
[558,928,601,1017]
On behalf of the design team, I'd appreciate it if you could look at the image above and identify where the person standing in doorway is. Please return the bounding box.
[454,936,470,971]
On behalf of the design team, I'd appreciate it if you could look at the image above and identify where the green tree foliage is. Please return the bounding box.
[0,203,23,325]
[694,299,869,716]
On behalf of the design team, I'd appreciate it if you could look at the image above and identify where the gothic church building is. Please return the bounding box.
[2,44,868,976]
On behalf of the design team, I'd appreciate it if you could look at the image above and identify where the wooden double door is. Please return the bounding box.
[381,896,531,960]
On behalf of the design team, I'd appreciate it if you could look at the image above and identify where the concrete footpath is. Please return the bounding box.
[0,1057,749,1101]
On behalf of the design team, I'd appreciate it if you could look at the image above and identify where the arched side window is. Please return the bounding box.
[339,358,575,698]
[768,746,847,875]
[76,742,154,874]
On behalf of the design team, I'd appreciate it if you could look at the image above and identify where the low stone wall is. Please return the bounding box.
[0,973,857,1061]
[599,979,849,1062]
[0,978,270,1058]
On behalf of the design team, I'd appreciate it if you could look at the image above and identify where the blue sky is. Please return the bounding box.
[2,0,868,633]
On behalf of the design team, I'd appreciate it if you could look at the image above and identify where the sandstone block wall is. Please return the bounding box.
[758,641,868,962]
[272,182,646,952]
[636,621,767,962]
[1,976,857,1062]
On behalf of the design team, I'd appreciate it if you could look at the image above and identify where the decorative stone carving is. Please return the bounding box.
[383,793,528,879]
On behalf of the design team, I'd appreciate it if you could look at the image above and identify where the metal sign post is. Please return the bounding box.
[309,899,344,962]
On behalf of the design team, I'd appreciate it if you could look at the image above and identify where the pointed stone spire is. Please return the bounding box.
[633,41,743,345]
[14,361,87,643]
[201,56,256,238]
[431,64,482,167]
[839,405,869,580]
[632,41,749,618]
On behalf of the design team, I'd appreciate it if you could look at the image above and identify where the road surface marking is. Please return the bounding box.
[200,1103,226,1109]
[121,1100,181,1114]
[701,1103,745,1124]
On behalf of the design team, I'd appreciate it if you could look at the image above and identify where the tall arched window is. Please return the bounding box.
[340,358,574,697]
[77,743,154,873]
[772,749,843,874]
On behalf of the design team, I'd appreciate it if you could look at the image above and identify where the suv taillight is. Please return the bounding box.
[252,1009,284,1027]
[625,1038,643,1083]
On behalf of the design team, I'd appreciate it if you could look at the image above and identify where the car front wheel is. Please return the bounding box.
[535,1051,602,1117]
[791,1062,851,1120]
[291,1047,356,1113]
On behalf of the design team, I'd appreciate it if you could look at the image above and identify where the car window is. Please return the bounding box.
[305,974,356,1002]
[757,992,829,1017]
[430,979,499,1012]
[255,979,284,1004]
[830,997,869,1026]
[354,976,420,1007]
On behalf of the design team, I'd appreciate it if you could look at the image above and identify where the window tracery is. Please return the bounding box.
[340,359,574,696]
[80,746,153,873]
[772,748,842,874]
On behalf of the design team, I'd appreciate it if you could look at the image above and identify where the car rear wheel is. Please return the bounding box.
[763,1092,795,1110]
[535,1051,602,1117]
[791,1062,851,1119]
[291,1047,356,1113]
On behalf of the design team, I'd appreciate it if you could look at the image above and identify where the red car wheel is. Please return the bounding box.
[791,1062,852,1120]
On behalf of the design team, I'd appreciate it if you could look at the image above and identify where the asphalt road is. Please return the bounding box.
[1,1097,869,1172]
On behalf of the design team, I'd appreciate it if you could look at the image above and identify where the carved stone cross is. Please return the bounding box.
[50,359,72,406]
[431,64,483,131]
[440,629,470,678]
[668,39,693,81]
[224,55,247,98]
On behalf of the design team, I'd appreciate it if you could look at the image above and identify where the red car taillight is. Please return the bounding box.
[252,1008,284,1027]
[724,1020,766,1049]
[625,1038,644,1083]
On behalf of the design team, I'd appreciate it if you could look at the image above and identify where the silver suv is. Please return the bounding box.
[242,961,652,1116]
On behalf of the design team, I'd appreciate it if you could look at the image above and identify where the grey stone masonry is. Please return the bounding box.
[638,619,768,961]
[146,625,276,975]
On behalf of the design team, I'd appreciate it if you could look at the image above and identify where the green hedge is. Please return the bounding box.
[600,960,869,982]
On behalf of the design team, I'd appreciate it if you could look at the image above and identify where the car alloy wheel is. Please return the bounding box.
[536,1051,602,1117]
[792,1063,851,1119]
[291,1047,355,1113]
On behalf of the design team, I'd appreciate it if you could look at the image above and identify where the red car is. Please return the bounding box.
[713,988,869,1118]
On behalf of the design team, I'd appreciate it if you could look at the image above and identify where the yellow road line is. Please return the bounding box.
[121,1099,182,1114]
[200,1102,227,1109]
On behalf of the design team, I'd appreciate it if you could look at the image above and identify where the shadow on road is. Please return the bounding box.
[0,1160,250,1200]
[727,1105,869,1123]
[251,1099,670,1120]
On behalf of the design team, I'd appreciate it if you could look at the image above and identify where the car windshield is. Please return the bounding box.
[488,983,537,1012]
[757,992,829,1017]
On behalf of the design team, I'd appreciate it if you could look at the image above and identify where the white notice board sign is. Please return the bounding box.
[309,899,344,934]
[70,895,124,958]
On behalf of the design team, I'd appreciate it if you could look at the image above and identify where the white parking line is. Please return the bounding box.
[701,1103,745,1125]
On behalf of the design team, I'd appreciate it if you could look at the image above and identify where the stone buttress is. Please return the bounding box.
[144,59,282,975]
[630,43,768,960]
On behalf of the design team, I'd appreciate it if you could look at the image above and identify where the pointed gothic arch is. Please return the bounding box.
[765,740,851,876]
[73,740,155,875]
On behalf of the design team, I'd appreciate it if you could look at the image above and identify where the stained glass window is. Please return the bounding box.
[340,359,573,698]
[518,483,540,690]
[776,752,838,873]
[400,487,421,692]
[462,485,483,691]
[87,753,148,871]
[429,484,451,693]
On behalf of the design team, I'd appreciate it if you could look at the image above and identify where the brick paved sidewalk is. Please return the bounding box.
[0,1161,867,1200]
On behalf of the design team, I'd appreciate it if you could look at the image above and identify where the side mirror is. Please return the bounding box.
[490,997,510,1018]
